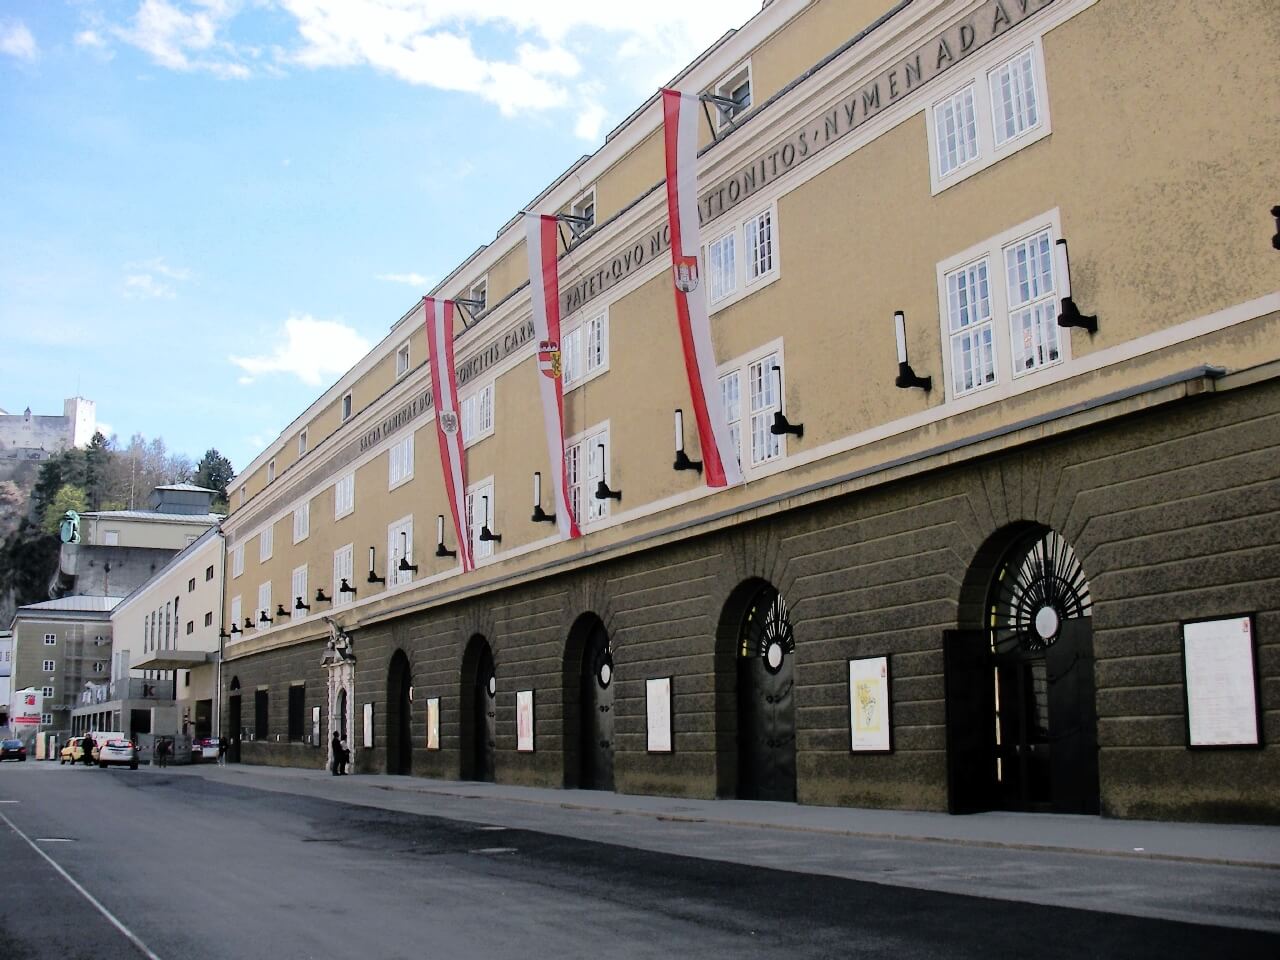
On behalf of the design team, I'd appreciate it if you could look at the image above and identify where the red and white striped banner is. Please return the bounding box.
[661,88,744,489]
[423,297,474,572]
[524,213,581,541]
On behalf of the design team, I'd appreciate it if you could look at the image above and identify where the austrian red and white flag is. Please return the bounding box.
[661,88,744,489]
[423,297,474,572]
[524,213,581,540]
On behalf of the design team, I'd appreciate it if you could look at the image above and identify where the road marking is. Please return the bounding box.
[471,847,517,854]
[0,800,20,804]
[478,825,507,831]
[37,837,74,842]
[0,812,164,960]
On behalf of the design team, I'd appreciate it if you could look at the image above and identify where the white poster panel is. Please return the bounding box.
[426,698,440,750]
[849,657,891,752]
[11,688,41,727]
[362,702,374,749]
[1183,616,1260,747]
[311,706,321,745]
[646,677,672,753]
[516,690,535,752]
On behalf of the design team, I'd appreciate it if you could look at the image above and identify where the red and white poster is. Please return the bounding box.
[661,88,744,489]
[11,687,41,726]
[523,213,581,540]
[423,296,474,572]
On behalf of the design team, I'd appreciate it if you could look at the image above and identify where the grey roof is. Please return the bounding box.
[82,510,223,523]
[17,596,123,613]
[154,482,219,493]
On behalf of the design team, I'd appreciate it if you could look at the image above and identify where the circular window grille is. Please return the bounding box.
[739,586,795,674]
[988,529,1091,653]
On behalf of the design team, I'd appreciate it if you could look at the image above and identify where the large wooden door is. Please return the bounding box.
[472,646,496,782]
[944,630,996,814]
[736,585,796,802]
[1046,618,1099,814]
[580,625,615,791]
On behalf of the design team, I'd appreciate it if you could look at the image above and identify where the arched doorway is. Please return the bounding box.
[726,580,796,802]
[227,676,241,763]
[386,650,412,775]
[460,636,496,782]
[946,525,1099,814]
[565,614,615,791]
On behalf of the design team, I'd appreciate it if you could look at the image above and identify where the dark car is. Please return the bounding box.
[0,739,27,761]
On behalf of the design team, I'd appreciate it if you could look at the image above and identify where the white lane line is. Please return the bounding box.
[0,800,20,803]
[37,837,74,842]
[1,811,164,960]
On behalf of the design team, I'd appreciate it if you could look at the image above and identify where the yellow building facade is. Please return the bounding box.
[219,0,1279,821]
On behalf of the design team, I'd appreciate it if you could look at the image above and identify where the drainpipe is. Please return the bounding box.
[215,526,226,743]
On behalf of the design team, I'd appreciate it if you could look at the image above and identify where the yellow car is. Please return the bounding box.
[59,736,97,765]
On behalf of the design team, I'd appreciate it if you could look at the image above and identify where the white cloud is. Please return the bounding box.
[230,313,371,386]
[114,0,249,78]
[75,30,107,49]
[0,20,37,61]
[129,257,193,281]
[124,274,176,299]
[376,272,431,287]
[96,421,115,438]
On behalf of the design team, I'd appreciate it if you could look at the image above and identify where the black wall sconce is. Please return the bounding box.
[673,409,703,473]
[478,495,501,543]
[398,531,418,574]
[531,471,556,523]
[1055,239,1097,334]
[338,578,357,597]
[258,609,273,625]
[1271,205,1280,250]
[295,596,311,612]
[367,546,386,586]
[769,366,803,437]
[229,622,241,635]
[594,444,622,501]
[275,604,291,620]
[314,588,332,604]
[218,628,231,640]
[893,310,933,391]
[243,617,255,631]
[435,514,457,559]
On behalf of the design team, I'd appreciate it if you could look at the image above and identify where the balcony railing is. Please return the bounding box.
[108,678,175,701]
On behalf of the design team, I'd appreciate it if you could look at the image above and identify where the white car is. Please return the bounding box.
[97,739,139,770]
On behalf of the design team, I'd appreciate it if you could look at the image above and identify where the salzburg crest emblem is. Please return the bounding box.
[538,339,562,379]
[673,254,700,293]
[439,410,460,435]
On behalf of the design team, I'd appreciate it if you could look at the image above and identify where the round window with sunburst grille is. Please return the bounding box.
[740,586,795,674]
[988,529,1091,653]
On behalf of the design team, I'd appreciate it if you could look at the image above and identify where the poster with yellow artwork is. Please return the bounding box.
[849,656,892,752]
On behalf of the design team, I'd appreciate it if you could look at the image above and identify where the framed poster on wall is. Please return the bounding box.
[849,656,892,753]
[1182,614,1261,748]
[516,690,535,752]
[362,702,374,749]
[311,706,321,745]
[426,697,440,750]
[646,677,672,753]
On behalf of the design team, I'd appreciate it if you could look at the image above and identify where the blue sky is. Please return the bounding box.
[0,0,759,472]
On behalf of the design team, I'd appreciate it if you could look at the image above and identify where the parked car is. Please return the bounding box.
[59,737,95,765]
[191,737,221,762]
[0,739,26,761]
[97,739,139,770]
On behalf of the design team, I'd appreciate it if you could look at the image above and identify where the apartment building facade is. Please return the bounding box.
[218,0,1279,822]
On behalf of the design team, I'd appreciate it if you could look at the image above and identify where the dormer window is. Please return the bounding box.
[715,63,752,128]
[569,188,596,236]
[341,392,352,422]
[395,342,411,379]
[468,278,487,313]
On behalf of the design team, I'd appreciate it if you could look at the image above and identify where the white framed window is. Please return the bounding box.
[388,434,414,489]
[565,424,610,526]
[204,611,213,627]
[267,458,276,483]
[42,686,54,698]
[570,187,596,233]
[333,544,354,607]
[395,341,411,379]
[469,277,488,312]
[259,523,273,562]
[341,392,353,421]
[103,530,119,546]
[713,61,752,128]
[257,582,272,624]
[232,544,244,578]
[44,633,56,645]
[387,516,414,588]
[41,713,53,725]
[334,472,355,519]
[561,310,609,391]
[293,502,310,543]
[42,660,55,672]
[460,383,495,445]
[238,485,246,507]
[719,345,786,469]
[927,40,1050,194]
[298,430,308,457]
[291,565,308,612]
[937,211,1069,400]
[230,596,242,631]
[465,478,497,561]
[705,201,779,311]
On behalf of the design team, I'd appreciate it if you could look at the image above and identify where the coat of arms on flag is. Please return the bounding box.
[439,410,460,435]
[538,339,561,379]
[673,254,700,293]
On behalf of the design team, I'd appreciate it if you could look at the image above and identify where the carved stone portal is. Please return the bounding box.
[321,617,355,770]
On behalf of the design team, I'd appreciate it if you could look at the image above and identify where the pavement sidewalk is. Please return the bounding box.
[173,761,1280,869]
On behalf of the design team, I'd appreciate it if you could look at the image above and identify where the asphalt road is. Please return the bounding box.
[1,761,1277,960]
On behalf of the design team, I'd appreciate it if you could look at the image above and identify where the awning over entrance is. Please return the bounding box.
[131,650,213,671]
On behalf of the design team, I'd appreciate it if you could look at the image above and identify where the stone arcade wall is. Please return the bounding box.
[223,376,1280,823]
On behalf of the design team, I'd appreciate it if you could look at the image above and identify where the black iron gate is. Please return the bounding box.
[737,585,796,802]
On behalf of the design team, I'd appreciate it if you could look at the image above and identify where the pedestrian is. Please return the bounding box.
[339,737,350,776]
[156,737,168,768]
[330,731,342,776]
[217,736,228,766]
[82,733,94,765]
